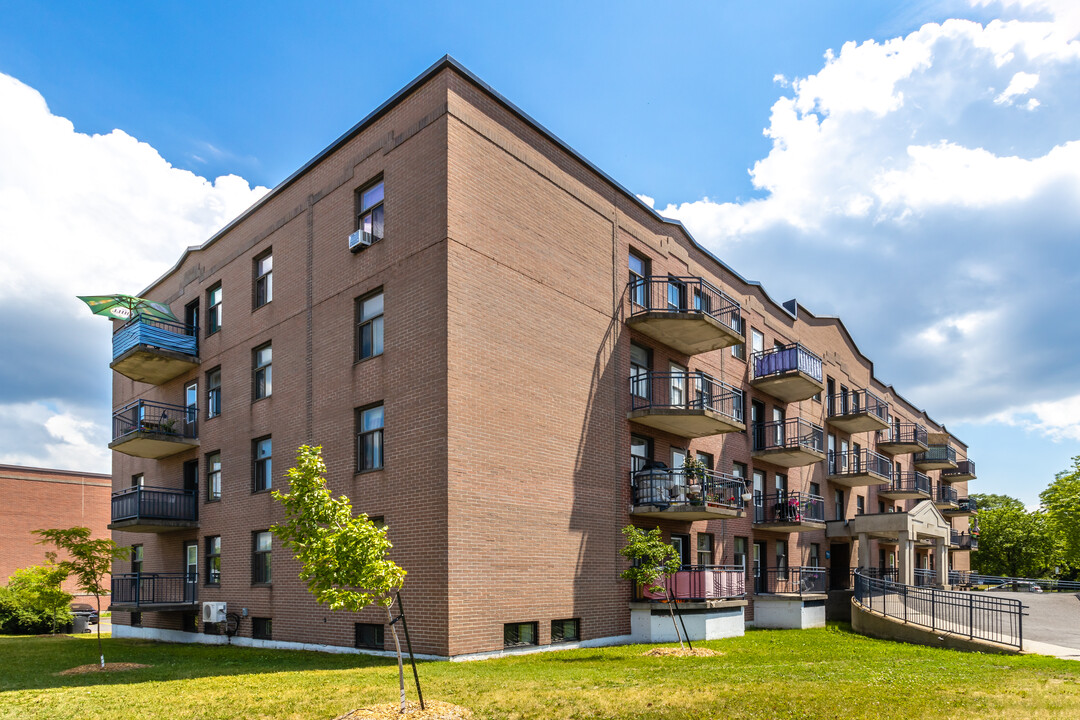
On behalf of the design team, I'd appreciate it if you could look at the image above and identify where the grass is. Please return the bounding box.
[2,625,1079,719]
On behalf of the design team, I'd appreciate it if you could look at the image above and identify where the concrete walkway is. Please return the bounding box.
[995,591,1080,660]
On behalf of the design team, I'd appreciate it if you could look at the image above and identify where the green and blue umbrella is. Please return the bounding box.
[77,294,179,323]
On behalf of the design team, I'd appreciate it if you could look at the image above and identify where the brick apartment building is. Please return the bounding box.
[1,464,111,597]
[105,57,976,657]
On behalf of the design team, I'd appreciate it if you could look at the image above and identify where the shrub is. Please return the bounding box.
[0,564,74,634]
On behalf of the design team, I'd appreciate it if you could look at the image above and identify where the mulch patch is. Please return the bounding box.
[643,647,723,657]
[334,700,473,719]
[56,663,151,676]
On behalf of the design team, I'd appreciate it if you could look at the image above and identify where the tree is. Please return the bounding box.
[271,446,410,712]
[619,525,685,649]
[1040,456,1080,576]
[34,527,130,668]
[5,563,73,633]
[969,494,1060,578]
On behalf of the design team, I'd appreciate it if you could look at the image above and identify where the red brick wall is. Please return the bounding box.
[0,465,111,596]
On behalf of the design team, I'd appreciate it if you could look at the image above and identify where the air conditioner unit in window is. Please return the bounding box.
[202,601,227,623]
[348,230,374,252]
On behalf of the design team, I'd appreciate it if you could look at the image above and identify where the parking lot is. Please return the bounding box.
[990,590,1080,657]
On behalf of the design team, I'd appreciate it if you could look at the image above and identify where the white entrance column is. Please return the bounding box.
[857,532,871,570]
[935,537,949,587]
[898,530,913,585]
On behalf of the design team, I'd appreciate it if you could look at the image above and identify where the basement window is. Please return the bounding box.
[551,619,580,643]
[355,623,384,650]
[504,621,538,647]
[252,617,272,640]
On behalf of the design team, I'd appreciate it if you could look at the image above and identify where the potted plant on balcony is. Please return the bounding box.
[681,456,707,505]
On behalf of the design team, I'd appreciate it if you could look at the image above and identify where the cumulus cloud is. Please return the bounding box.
[651,3,1080,440]
[0,73,268,473]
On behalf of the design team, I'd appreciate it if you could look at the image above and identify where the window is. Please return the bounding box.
[252,617,272,640]
[131,612,142,627]
[856,495,865,515]
[630,344,650,400]
[207,283,222,335]
[776,540,788,580]
[132,473,144,488]
[731,316,746,360]
[809,481,820,497]
[185,381,198,425]
[355,623,385,649]
[254,251,273,308]
[828,433,837,474]
[630,435,651,474]
[253,436,272,492]
[731,462,747,481]
[551,618,580,643]
[206,451,221,501]
[207,367,221,418]
[809,543,821,568]
[751,329,764,355]
[629,251,648,306]
[840,438,849,471]
[355,291,384,361]
[356,179,385,246]
[733,537,748,577]
[504,621,538,647]
[206,536,221,585]
[834,489,844,521]
[184,299,199,337]
[696,533,714,566]
[356,405,384,471]
[826,377,836,415]
[252,531,272,584]
[669,361,687,407]
[253,343,272,400]
[695,451,713,471]
[131,545,143,574]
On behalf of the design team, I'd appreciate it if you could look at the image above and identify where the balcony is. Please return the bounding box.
[640,565,746,601]
[942,459,976,482]
[826,388,889,433]
[877,471,932,500]
[753,492,826,532]
[627,276,745,355]
[630,466,747,521]
[752,418,825,468]
[109,572,198,612]
[948,529,977,550]
[826,449,892,488]
[111,317,199,385]
[755,566,827,595]
[875,422,928,455]
[943,497,978,517]
[914,445,958,472]
[935,484,959,509]
[629,371,745,438]
[109,399,199,459]
[749,343,825,403]
[109,485,198,533]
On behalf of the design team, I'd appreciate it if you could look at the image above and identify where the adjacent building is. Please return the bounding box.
[105,57,977,657]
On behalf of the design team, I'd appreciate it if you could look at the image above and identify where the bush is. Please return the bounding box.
[0,564,74,634]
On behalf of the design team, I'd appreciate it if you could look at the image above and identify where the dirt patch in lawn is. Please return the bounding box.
[643,647,723,657]
[334,700,473,719]
[56,663,151,676]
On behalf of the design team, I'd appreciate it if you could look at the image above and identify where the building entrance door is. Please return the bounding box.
[184,542,198,604]
[830,543,851,590]
[753,541,768,593]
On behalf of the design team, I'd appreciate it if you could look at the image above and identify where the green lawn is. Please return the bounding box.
[2,626,1079,719]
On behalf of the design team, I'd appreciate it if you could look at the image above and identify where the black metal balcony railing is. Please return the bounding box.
[112,399,197,443]
[876,421,928,448]
[753,492,825,524]
[630,371,744,424]
[111,485,197,523]
[631,467,746,510]
[957,497,978,513]
[112,317,198,360]
[641,565,747,601]
[882,471,931,496]
[915,445,957,466]
[110,573,197,606]
[943,459,976,479]
[628,276,743,334]
[750,343,824,383]
[958,532,979,550]
[938,484,959,504]
[753,418,824,454]
[758,566,827,595]
[827,448,892,478]
[827,388,888,421]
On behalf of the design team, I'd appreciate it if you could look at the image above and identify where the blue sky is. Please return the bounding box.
[0,0,1077,505]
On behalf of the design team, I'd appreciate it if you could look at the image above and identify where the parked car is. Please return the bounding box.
[987,581,1043,593]
[70,603,99,623]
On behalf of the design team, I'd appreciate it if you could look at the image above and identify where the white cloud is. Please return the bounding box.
[650,3,1080,435]
[0,72,268,473]
[991,393,1080,442]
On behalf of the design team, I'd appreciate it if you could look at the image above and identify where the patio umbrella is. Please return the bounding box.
[77,294,179,323]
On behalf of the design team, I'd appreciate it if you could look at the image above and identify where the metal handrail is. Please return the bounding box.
[753,417,824,453]
[753,491,825,524]
[640,565,747,601]
[827,448,891,478]
[111,485,197,523]
[876,421,928,448]
[943,459,976,479]
[853,569,1025,649]
[110,572,198,606]
[631,468,746,510]
[938,484,959,504]
[112,399,197,443]
[949,572,1080,592]
[628,276,743,334]
[759,566,827,595]
[750,343,823,383]
[881,471,931,496]
[915,444,957,465]
[827,388,888,421]
[630,371,744,424]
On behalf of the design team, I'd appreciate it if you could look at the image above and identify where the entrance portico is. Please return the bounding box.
[826,500,952,587]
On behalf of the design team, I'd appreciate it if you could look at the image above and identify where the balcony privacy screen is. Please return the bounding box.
[113,317,197,360]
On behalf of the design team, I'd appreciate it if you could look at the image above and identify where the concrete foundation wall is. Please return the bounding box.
[629,604,745,643]
[752,596,826,629]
